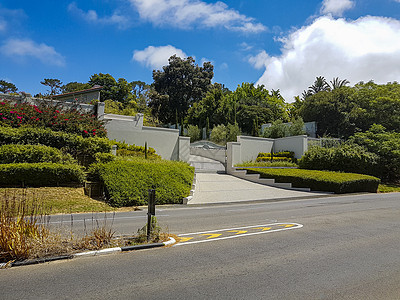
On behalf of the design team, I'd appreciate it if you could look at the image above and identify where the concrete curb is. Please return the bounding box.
[0,237,176,269]
[183,174,196,204]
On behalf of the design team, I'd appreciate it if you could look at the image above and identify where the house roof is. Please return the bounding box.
[52,85,103,98]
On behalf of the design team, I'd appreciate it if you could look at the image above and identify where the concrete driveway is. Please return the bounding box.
[189,173,330,205]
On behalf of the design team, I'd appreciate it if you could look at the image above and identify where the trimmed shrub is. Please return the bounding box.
[243,168,380,193]
[0,163,85,187]
[94,152,115,164]
[0,126,111,159]
[257,151,295,158]
[256,157,290,162]
[0,144,74,164]
[298,144,378,176]
[89,158,194,207]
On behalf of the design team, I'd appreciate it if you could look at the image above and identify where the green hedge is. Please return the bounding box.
[257,151,295,158]
[0,144,74,164]
[242,168,380,193]
[0,163,85,187]
[256,156,290,162]
[89,158,194,207]
[0,126,111,158]
[298,144,378,176]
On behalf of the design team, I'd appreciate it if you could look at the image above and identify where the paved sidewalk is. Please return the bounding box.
[189,173,330,205]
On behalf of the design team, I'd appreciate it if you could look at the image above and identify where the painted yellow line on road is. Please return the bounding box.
[254,227,272,231]
[228,230,248,235]
[175,222,304,246]
[201,233,222,239]
[179,237,194,242]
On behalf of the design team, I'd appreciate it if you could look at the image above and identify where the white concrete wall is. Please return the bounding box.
[104,113,188,161]
[274,135,308,159]
[237,136,274,162]
[226,142,241,174]
[190,147,226,163]
[179,136,191,162]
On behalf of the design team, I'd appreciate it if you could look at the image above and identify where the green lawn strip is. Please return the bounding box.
[0,187,129,214]
[241,168,380,193]
[378,183,400,193]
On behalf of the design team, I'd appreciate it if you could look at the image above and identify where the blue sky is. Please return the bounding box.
[1,0,400,101]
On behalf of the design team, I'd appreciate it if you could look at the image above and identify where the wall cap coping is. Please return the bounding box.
[142,126,179,133]
[275,135,307,141]
[237,135,275,142]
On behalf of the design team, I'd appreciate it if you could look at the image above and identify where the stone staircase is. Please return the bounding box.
[230,168,311,192]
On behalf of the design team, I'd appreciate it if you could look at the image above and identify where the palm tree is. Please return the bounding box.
[308,76,331,94]
[330,77,350,89]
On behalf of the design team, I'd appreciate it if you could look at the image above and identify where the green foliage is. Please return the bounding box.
[235,161,298,168]
[257,151,295,159]
[40,78,63,95]
[348,124,400,181]
[94,152,115,164]
[243,168,380,193]
[0,163,85,187]
[0,126,111,159]
[186,124,201,142]
[0,144,74,164]
[0,80,18,94]
[210,123,240,145]
[263,118,305,139]
[299,81,400,138]
[111,141,157,155]
[263,120,289,138]
[61,82,91,93]
[89,158,194,207]
[256,156,291,162]
[220,83,288,134]
[186,83,229,129]
[150,55,214,124]
[298,144,378,176]
[0,100,107,137]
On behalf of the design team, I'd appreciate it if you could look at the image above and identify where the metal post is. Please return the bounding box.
[147,188,156,242]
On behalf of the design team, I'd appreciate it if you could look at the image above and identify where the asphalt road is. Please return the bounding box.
[1,193,400,299]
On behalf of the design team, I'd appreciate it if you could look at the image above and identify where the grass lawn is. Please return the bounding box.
[378,183,400,193]
[0,187,139,214]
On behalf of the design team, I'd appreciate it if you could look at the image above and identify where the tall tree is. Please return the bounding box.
[61,82,91,93]
[149,55,214,124]
[40,78,63,95]
[0,80,18,94]
[88,73,119,102]
[330,77,350,90]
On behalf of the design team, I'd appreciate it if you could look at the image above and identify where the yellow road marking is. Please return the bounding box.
[201,234,222,239]
[255,227,272,231]
[228,230,248,235]
[279,224,294,228]
[179,237,194,243]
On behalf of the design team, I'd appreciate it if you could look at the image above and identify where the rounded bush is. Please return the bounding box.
[0,144,74,164]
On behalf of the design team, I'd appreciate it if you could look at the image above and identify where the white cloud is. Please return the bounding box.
[133,45,187,69]
[129,0,267,33]
[68,2,131,29]
[250,16,400,101]
[0,19,6,32]
[0,38,66,66]
[320,0,355,17]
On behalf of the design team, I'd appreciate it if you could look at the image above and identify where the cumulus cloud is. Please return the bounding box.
[250,16,400,101]
[68,2,131,29]
[0,38,66,66]
[133,45,187,69]
[320,0,355,16]
[129,0,267,33]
